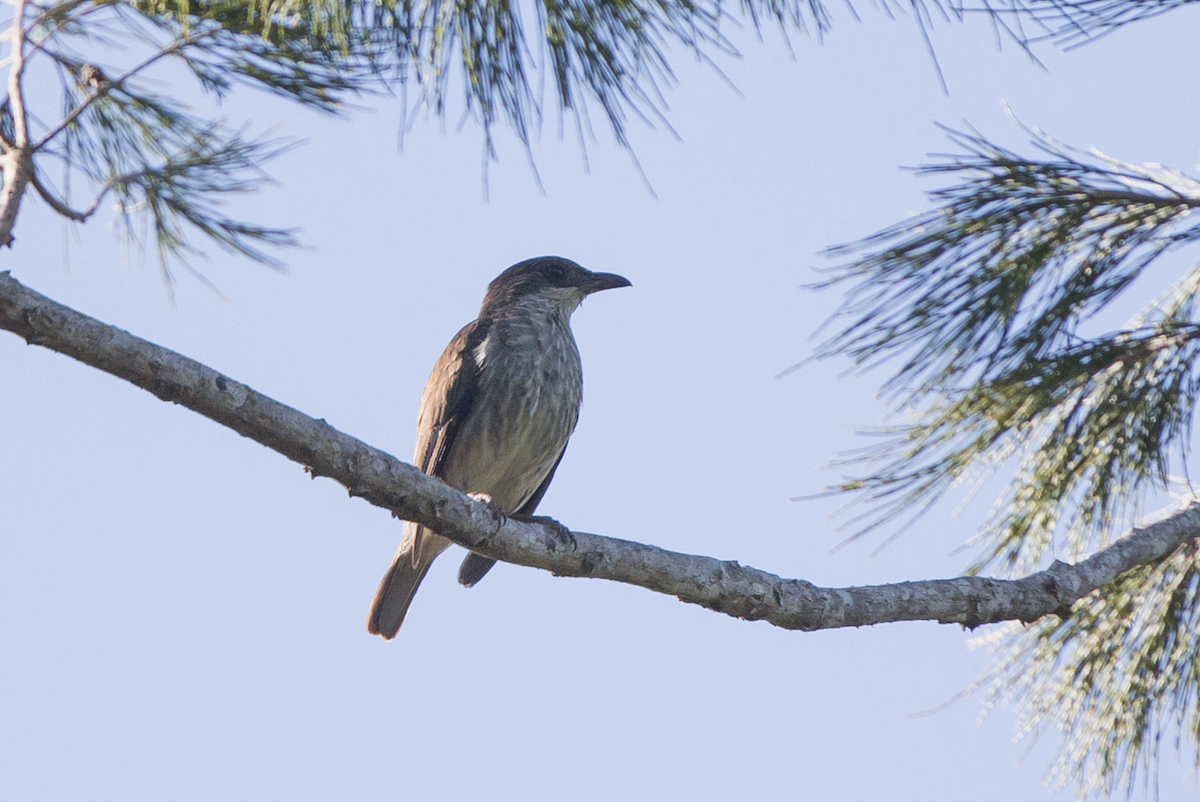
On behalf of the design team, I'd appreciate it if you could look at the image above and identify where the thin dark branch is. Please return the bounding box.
[30,167,105,221]
[32,33,210,152]
[1,269,1197,631]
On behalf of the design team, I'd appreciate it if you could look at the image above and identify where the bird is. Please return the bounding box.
[366,256,631,638]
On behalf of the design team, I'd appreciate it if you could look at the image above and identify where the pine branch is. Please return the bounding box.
[820,126,1200,403]
[2,269,1198,632]
[815,126,1200,573]
[40,69,300,273]
[33,35,209,151]
[963,0,1200,47]
[982,540,1200,798]
[809,124,1200,795]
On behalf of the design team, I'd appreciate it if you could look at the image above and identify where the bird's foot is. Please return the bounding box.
[468,493,507,535]
[512,514,577,552]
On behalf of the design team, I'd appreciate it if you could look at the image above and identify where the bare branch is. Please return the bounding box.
[29,167,105,221]
[1,269,1197,631]
[0,149,32,246]
[7,0,30,147]
[0,0,33,246]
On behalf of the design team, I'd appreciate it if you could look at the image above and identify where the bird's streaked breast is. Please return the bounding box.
[441,299,583,512]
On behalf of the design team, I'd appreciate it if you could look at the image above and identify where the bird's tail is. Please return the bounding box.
[458,552,498,587]
[366,523,449,638]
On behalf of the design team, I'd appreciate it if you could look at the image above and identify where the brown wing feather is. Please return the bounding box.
[408,319,488,565]
[366,319,488,638]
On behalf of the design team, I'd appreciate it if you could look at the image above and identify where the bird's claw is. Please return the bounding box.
[468,496,575,551]
[468,492,507,535]
[513,514,576,552]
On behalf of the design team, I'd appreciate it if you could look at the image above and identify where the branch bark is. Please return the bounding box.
[0,0,33,247]
[2,269,1198,631]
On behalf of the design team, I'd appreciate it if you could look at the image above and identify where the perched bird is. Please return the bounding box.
[367,256,631,638]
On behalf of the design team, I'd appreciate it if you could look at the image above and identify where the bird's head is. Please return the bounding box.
[480,257,631,318]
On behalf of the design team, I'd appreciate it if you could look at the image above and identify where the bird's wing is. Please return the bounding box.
[414,319,487,475]
[409,318,489,564]
[366,319,490,639]
[457,444,569,588]
[514,444,567,516]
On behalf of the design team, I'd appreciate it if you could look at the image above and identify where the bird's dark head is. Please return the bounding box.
[480,256,631,317]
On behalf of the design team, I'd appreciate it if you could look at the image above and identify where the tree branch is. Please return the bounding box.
[29,168,105,221]
[7,0,30,147]
[0,0,33,247]
[32,34,210,153]
[2,269,1198,631]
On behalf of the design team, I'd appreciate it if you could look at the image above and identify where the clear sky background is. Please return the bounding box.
[3,7,1200,800]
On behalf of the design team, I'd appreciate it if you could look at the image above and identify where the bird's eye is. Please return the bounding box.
[546,265,566,282]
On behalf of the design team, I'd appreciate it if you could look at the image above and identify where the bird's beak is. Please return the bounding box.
[582,272,632,294]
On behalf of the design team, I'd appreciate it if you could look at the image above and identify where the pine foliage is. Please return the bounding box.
[820,125,1200,796]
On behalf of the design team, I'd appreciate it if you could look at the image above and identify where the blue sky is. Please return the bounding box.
[3,6,1200,800]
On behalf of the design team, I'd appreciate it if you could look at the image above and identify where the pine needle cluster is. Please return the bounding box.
[820,125,1200,796]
